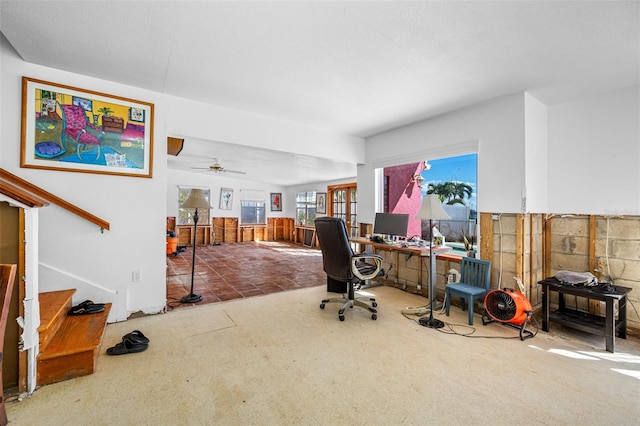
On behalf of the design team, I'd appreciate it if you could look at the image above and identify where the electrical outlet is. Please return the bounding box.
[132,270,141,282]
[491,214,500,220]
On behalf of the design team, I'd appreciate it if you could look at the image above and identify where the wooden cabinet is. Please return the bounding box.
[101,116,124,133]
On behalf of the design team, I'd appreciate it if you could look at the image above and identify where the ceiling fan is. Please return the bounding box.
[191,158,246,175]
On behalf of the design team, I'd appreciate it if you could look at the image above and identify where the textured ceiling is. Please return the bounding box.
[1,1,638,185]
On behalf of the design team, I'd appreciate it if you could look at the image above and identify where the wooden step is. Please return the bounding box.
[38,289,75,353]
[37,303,111,387]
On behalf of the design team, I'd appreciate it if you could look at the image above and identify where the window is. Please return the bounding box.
[240,200,266,225]
[178,187,210,225]
[380,153,477,248]
[296,192,316,226]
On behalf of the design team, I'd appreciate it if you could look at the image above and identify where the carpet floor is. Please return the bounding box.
[6,284,640,425]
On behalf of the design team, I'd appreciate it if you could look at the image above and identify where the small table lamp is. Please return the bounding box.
[415,194,450,328]
[180,188,212,304]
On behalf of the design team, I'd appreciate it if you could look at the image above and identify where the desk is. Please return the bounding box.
[538,277,631,352]
[351,237,450,298]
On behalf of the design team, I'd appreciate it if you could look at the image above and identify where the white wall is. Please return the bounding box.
[166,96,365,164]
[286,177,357,219]
[362,87,640,221]
[360,94,527,225]
[524,93,549,213]
[0,39,168,320]
[167,168,286,220]
[548,86,640,215]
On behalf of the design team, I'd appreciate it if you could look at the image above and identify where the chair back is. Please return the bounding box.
[459,257,491,290]
[59,104,88,131]
[315,217,355,281]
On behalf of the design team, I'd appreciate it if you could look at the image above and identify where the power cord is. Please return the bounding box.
[165,297,183,310]
[403,310,540,339]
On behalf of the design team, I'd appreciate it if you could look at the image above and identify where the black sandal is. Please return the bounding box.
[122,330,149,345]
[106,338,148,355]
[68,300,106,315]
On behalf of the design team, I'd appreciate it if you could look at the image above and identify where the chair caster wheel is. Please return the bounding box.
[371,314,377,320]
[372,302,378,308]
[320,303,325,309]
[339,315,345,321]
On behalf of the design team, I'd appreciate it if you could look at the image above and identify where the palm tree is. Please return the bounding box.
[426,182,453,203]
[427,181,472,205]
[449,181,473,205]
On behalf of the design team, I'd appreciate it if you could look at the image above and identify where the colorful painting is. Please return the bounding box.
[21,77,154,178]
[270,193,282,211]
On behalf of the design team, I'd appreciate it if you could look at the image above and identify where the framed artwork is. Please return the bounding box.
[20,76,154,178]
[72,96,92,112]
[220,188,233,210]
[270,193,282,211]
[129,107,145,122]
[316,192,327,214]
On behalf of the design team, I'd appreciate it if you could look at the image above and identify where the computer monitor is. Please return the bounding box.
[373,213,409,239]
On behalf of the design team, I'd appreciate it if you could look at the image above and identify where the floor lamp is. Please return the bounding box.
[414,194,450,329]
[180,188,211,304]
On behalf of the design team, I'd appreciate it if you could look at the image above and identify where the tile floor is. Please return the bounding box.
[166,240,326,310]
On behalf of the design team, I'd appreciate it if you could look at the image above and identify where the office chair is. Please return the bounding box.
[444,257,492,325]
[315,217,383,321]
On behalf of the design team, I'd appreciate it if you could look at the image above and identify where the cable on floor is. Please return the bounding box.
[403,310,540,339]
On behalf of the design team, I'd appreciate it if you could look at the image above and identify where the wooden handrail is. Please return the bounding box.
[0,168,110,231]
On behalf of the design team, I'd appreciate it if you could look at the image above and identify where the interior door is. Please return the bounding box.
[328,183,357,238]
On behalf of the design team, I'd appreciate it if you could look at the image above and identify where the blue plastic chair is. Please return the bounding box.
[445,257,492,325]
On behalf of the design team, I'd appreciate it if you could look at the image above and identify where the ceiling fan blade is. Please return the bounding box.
[224,169,247,175]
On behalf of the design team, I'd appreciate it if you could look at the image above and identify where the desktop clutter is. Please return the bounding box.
[369,228,444,248]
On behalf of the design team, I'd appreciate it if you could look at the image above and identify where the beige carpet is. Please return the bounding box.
[7,285,640,425]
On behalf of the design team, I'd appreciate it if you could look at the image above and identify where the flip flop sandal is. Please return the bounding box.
[70,299,94,310]
[68,301,106,315]
[122,330,149,345]
[106,338,148,355]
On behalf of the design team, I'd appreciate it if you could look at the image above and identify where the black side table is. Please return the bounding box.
[538,277,631,352]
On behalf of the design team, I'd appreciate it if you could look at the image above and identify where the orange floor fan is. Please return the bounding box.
[482,287,535,340]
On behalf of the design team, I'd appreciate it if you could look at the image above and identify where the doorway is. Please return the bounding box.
[328,183,357,238]
[0,202,21,395]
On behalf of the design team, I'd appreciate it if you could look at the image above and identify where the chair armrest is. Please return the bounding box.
[351,254,383,281]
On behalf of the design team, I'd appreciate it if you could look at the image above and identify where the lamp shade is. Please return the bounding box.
[180,189,212,209]
[415,194,450,220]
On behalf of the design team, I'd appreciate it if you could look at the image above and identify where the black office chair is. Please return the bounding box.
[315,217,383,321]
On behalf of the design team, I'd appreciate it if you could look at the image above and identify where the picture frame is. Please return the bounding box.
[316,192,327,214]
[220,188,233,210]
[270,192,282,211]
[21,76,154,178]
